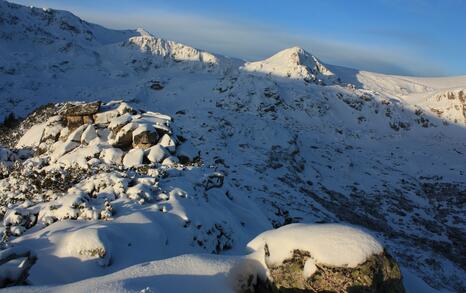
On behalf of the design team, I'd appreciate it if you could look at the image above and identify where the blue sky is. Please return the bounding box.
[13,0,466,76]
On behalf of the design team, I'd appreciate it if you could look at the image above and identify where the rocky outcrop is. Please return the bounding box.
[10,100,197,168]
[60,101,101,130]
[427,89,466,125]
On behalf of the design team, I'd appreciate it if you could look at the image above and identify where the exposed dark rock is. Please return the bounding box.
[150,80,165,90]
[251,250,404,293]
[202,172,224,191]
[132,128,158,149]
[61,101,101,129]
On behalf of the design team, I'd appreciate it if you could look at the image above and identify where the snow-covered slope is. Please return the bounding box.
[0,1,466,292]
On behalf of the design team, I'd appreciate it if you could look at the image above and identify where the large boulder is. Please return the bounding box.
[132,124,158,149]
[59,227,111,267]
[100,148,124,165]
[146,144,168,163]
[255,250,404,293]
[0,248,37,287]
[123,148,145,168]
[81,124,98,144]
[237,223,405,293]
[61,101,101,130]
[108,113,132,133]
[176,141,199,164]
[159,134,176,153]
[112,122,138,148]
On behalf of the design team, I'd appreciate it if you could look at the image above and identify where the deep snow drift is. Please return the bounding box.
[0,0,466,292]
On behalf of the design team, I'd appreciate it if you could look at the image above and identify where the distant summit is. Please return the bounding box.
[242,46,336,83]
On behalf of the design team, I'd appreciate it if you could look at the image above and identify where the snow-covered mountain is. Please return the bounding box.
[242,46,336,83]
[0,1,465,292]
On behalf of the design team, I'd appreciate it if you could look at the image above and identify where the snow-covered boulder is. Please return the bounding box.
[176,141,199,164]
[42,116,64,142]
[16,123,46,148]
[240,223,404,293]
[100,148,124,165]
[66,124,87,143]
[80,124,98,144]
[59,227,111,267]
[116,102,134,115]
[161,155,179,167]
[123,148,145,168]
[108,113,132,132]
[159,134,176,153]
[57,144,102,169]
[50,141,79,162]
[0,247,36,287]
[146,144,168,163]
[61,101,100,130]
[94,110,119,125]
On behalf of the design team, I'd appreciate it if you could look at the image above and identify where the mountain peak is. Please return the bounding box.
[267,46,312,66]
[280,46,307,55]
[135,28,153,37]
[243,46,335,83]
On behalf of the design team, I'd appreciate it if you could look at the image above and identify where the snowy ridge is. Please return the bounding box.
[125,36,219,65]
[0,0,139,46]
[120,35,238,74]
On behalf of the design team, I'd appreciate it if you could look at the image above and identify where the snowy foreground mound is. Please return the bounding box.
[1,223,402,293]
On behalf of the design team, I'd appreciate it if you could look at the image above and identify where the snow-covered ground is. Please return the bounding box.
[0,0,465,292]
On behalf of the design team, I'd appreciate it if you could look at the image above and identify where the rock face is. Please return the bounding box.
[132,124,158,149]
[61,101,101,130]
[253,250,404,293]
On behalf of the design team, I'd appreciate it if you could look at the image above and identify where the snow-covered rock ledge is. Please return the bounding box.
[232,223,404,293]
[16,100,196,169]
